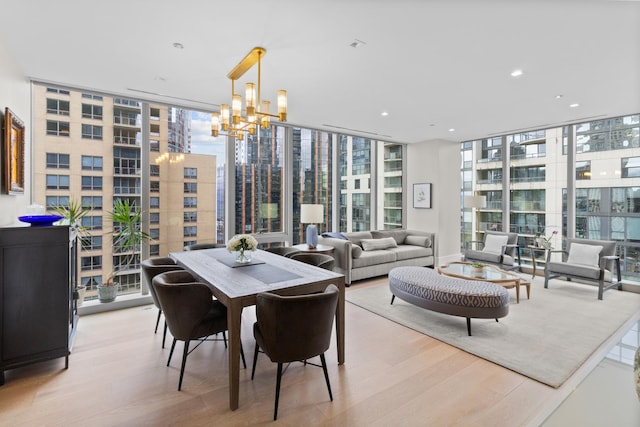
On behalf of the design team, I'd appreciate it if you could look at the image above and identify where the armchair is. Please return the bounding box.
[464,231,522,271]
[544,238,621,300]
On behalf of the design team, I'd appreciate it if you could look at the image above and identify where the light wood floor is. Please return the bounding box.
[0,277,620,426]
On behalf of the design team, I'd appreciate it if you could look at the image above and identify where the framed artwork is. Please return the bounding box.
[413,183,431,209]
[2,107,25,195]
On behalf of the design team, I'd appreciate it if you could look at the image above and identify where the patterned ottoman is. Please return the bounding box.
[389,266,509,336]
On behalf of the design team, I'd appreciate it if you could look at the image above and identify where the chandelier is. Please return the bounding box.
[211,47,287,139]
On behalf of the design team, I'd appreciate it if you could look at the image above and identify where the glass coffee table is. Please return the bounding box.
[437,261,530,303]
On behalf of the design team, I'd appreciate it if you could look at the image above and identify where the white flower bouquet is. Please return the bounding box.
[226,234,258,252]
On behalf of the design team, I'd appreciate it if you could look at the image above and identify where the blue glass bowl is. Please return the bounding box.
[18,215,64,227]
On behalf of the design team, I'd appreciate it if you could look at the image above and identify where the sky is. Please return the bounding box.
[190,111,226,166]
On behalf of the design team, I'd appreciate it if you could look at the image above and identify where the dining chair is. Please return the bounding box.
[183,242,226,251]
[251,284,339,420]
[153,270,246,391]
[289,252,335,270]
[140,257,185,348]
[264,246,301,258]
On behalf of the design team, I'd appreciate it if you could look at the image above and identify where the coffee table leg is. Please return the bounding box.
[515,281,520,304]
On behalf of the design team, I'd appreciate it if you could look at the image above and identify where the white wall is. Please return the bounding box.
[406,139,461,264]
[0,38,30,226]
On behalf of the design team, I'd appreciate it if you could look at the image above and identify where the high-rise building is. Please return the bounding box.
[32,84,216,301]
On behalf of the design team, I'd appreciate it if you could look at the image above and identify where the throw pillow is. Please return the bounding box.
[405,235,432,248]
[483,234,508,254]
[345,231,374,248]
[371,229,408,245]
[351,244,363,258]
[321,232,348,240]
[361,237,398,251]
[567,243,602,267]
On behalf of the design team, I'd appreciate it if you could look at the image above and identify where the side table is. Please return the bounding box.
[527,245,552,279]
[292,243,335,254]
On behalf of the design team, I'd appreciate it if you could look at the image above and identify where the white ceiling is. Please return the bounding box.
[0,0,638,144]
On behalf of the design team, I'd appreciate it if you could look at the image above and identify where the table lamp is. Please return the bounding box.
[300,204,324,249]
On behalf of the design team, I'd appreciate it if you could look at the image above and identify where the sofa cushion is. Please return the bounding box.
[567,243,602,267]
[344,231,373,248]
[405,235,432,248]
[548,262,602,280]
[371,229,408,245]
[352,250,397,268]
[392,245,432,261]
[465,250,502,264]
[361,237,397,251]
[351,244,363,259]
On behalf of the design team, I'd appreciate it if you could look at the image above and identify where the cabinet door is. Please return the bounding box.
[1,227,69,364]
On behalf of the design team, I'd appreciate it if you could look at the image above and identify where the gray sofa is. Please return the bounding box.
[317,229,436,285]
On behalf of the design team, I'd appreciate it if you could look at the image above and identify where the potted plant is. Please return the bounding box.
[470,262,485,273]
[53,199,90,306]
[98,199,152,303]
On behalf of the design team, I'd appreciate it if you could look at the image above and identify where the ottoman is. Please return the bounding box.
[389,266,509,336]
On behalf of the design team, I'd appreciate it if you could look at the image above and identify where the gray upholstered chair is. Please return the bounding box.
[290,252,335,270]
[544,238,621,300]
[251,284,339,420]
[153,270,246,391]
[140,257,185,348]
[183,243,225,251]
[464,231,521,271]
[264,246,301,258]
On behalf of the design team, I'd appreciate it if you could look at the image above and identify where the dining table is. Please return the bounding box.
[169,247,346,410]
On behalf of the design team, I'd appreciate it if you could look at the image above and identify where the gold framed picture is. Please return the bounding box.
[2,107,25,195]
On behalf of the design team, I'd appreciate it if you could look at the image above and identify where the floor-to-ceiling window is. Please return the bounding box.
[292,128,333,243]
[461,113,640,282]
[234,125,285,236]
[33,82,405,306]
[33,83,223,302]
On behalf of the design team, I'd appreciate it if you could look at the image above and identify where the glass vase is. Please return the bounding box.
[235,248,251,264]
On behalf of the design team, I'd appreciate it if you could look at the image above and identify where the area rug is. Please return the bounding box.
[346,279,640,388]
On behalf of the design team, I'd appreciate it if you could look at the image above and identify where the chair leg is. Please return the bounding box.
[598,280,604,300]
[167,338,177,366]
[390,295,395,305]
[222,330,227,348]
[162,322,168,349]
[178,340,190,391]
[251,343,259,380]
[466,318,472,336]
[154,309,162,333]
[320,353,333,401]
[240,343,247,369]
[274,362,283,421]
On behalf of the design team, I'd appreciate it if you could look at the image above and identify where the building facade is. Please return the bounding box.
[33,84,216,301]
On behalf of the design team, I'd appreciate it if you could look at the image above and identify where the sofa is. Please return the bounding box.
[317,229,436,285]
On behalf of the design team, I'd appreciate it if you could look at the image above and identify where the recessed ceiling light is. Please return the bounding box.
[555,94,563,99]
[349,39,367,48]
[449,128,455,132]
[173,42,184,49]
[570,103,580,108]
[510,69,523,77]
[381,111,388,117]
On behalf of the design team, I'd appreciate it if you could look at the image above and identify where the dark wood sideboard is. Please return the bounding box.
[0,225,77,385]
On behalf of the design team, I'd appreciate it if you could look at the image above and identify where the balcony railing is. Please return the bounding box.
[114,135,140,146]
[113,186,141,195]
[113,166,140,176]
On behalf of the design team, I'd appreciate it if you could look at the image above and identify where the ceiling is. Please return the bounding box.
[0,0,638,144]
